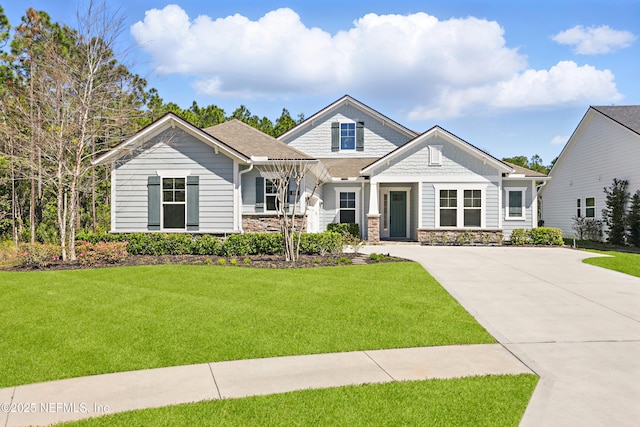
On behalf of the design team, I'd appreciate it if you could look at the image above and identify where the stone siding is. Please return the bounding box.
[242,214,306,233]
[367,215,380,243]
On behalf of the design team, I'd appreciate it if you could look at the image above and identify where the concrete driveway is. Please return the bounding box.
[361,245,640,427]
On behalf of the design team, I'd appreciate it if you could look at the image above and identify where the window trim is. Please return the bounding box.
[335,187,360,225]
[504,187,526,221]
[340,122,356,151]
[585,197,596,218]
[161,176,187,230]
[433,184,486,229]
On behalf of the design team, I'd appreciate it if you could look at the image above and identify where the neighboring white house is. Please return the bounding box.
[540,105,640,238]
[93,95,547,243]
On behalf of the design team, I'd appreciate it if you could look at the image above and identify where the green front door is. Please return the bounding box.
[389,191,406,238]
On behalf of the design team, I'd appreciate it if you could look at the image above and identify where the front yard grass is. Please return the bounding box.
[66,375,538,427]
[0,263,494,388]
[584,250,640,278]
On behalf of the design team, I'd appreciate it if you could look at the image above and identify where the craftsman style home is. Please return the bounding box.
[540,105,640,238]
[94,95,547,243]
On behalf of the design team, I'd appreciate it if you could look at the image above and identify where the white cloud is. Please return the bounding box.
[552,25,636,55]
[132,6,624,118]
[550,135,567,145]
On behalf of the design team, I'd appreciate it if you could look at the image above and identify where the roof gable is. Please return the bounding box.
[278,95,418,142]
[361,125,513,175]
[93,113,249,166]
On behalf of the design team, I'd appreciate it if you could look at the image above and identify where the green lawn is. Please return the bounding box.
[66,375,538,427]
[0,263,494,388]
[584,250,640,278]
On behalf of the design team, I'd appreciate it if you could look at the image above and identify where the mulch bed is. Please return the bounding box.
[8,252,406,271]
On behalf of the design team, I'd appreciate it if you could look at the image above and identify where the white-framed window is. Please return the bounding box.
[585,197,596,218]
[428,145,443,166]
[434,184,486,228]
[439,190,457,227]
[576,198,581,218]
[505,187,526,220]
[340,122,356,150]
[464,190,482,227]
[162,177,186,229]
[265,179,280,212]
[339,191,356,223]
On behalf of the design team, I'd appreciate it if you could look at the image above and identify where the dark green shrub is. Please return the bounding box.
[602,178,629,245]
[192,234,222,255]
[627,191,640,247]
[298,231,343,255]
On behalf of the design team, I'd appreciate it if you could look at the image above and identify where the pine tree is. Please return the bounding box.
[602,178,629,245]
[627,190,640,247]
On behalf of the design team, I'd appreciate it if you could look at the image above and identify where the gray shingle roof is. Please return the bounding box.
[318,157,380,179]
[592,106,640,135]
[203,119,313,160]
[502,161,548,177]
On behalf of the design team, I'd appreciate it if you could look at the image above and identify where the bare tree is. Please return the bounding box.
[257,159,326,261]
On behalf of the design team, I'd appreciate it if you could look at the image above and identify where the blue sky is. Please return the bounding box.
[3,0,639,164]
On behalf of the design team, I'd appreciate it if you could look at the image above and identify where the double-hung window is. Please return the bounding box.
[162,177,186,229]
[265,179,280,212]
[585,197,595,218]
[439,190,457,227]
[464,190,482,227]
[505,188,526,220]
[339,192,356,223]
[340,123,355,150]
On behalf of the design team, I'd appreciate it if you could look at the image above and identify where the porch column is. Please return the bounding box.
[367,181,380,243]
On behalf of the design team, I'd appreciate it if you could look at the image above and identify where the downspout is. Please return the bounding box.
[237,163,254,233]
[536,180,547,227]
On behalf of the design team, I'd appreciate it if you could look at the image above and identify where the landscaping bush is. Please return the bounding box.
[572,216,604,242]
[327,223,360,238]
[509,227,563,246]
[75,241,128,266]
[75,231,344,257]
[17,243,62,268]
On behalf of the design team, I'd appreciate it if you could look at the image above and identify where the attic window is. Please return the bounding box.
[428,145,443,166]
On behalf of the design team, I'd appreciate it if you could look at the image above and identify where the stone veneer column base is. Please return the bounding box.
[367,214,381,243]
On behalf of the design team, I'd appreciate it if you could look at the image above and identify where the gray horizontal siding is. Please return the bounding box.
[114,128,235,232]
[502,181,533,238]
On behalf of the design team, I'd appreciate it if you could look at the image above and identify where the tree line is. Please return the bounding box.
[0,3,302,260]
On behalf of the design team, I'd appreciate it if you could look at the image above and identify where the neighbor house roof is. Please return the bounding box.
[203,119,313,160]
[502,161,548,178]
[318,157,380,179]
[591,105,640,136]
[277,95,418,142]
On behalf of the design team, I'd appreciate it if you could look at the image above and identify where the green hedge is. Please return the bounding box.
[75,231,344,256]
[509,227,563,246]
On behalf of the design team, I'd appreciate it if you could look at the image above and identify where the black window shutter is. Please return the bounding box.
[186,176,199,230]
[331,122,339,152]
[147,176,161,230]
[255,176,264,212]
[356,121,364,151]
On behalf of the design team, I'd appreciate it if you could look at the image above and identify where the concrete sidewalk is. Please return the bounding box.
[0,344,530,426]
[362,245,640,427]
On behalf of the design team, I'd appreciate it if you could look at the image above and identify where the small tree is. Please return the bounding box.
[572,216,603,242]
[257,159,326,262]
[602,178,629,245]
[627,190,640,247]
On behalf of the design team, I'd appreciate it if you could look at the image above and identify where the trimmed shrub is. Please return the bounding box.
[298,231,343,255]
[75,241,128,266]
[18,243,62,268]
[192,234,222,255]
[509,227,563,246]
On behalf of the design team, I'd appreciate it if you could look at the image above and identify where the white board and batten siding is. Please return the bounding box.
[283,104,410,158]
[542,111,640,238]
[113,129,235,232]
